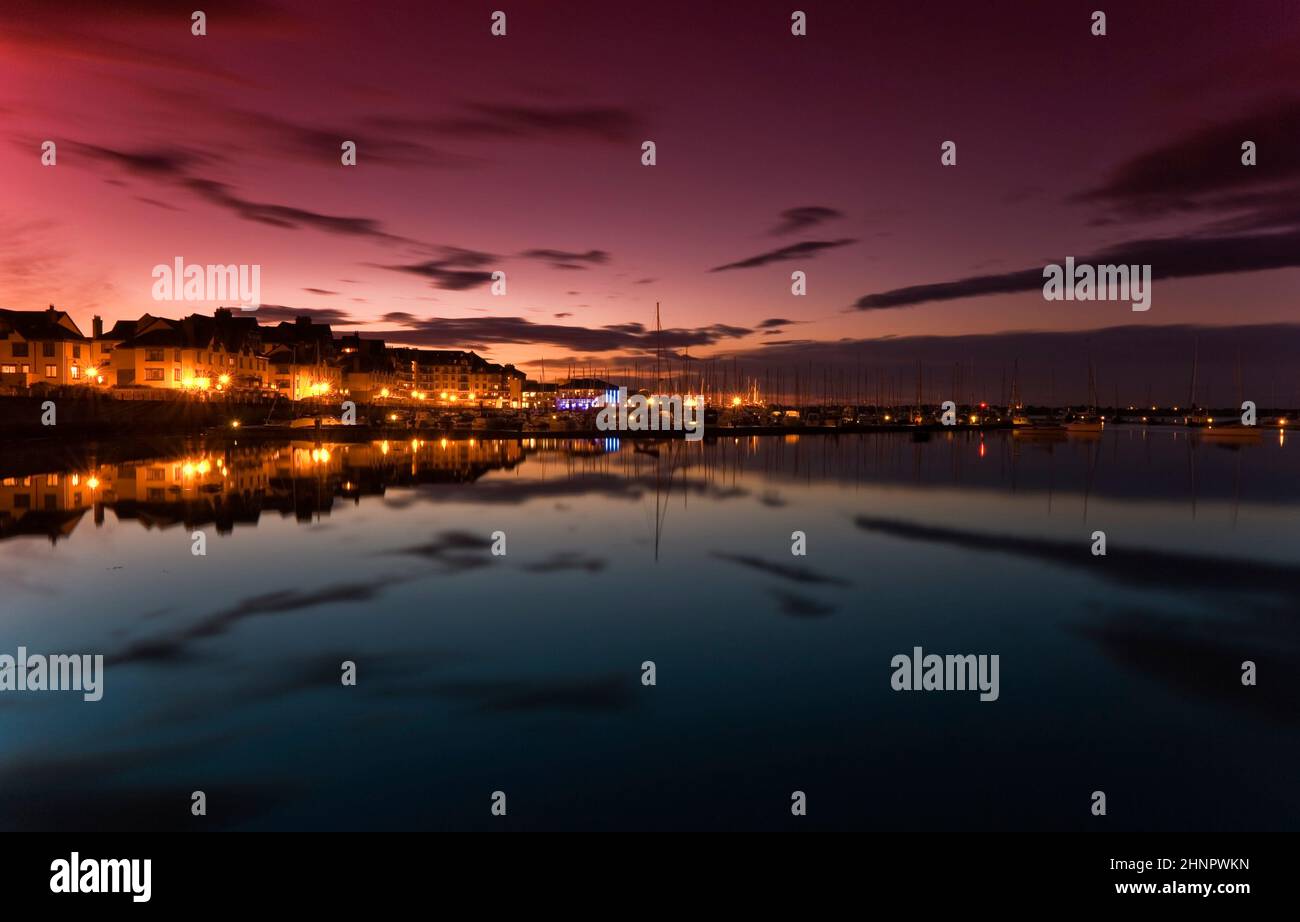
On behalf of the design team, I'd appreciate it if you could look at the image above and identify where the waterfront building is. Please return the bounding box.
[522,380,557,411]
[337,333,399,401]
[99,309,269,393]
[261,317,343,400]
[0,307,91,389]
[556,377,618,411]
[390,348,524,408]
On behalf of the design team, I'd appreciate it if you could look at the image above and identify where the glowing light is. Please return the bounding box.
[379,388,390,398]
[389,413,398,421]
[231,420,240,428]
[731,396,742,407]
[182,463,195,476]
[197,460,211,474]
[219,374,231,386]
[380,440,390,455]
[969,414,979,424]
[468,393,476,400]
[87,476,100,490]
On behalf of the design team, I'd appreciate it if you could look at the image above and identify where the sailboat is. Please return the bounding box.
[1064,360,1104,433]
[1196,350,1262,442]
[1009,359,1064,439]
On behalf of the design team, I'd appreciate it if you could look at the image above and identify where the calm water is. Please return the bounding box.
[2,427,1297,830]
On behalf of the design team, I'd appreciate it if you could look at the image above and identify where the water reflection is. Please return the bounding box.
[1,427,1297,831]
[2,427,1293,544]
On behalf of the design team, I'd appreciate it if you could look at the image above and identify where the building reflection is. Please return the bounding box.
[0,438,526,542]
[0,429,1290,545]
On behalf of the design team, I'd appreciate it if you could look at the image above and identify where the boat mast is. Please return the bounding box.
[655,301,662,395]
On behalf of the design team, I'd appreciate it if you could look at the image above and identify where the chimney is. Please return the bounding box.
[92,315,103,339]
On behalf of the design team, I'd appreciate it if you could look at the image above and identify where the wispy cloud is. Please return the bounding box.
[710,238,856,272]
[769,206,843,235]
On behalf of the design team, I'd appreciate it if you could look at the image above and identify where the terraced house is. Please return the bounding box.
[262,317,343,400]
[0,307,91,389]
[100,308,269,392]
[392,347,526,407]
[336,333,400,401]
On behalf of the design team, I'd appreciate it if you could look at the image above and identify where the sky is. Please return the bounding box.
[2,0,1298,403]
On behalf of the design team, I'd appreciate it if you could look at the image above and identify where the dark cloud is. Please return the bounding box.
[108,579,402,667]
[415,102,642,144]
[252,304,361,325]
[1074,608,1300,724]
[65,141,207,177]
[710,238,856,272]
[769,206,844,235]
[718,322,1300,406]
[852,226,1300,310]
[134,196,180,211]
[61,141,427,247]
[377,247,498,290]
[758,317,797,329]
[519,248,610,270]
[853,516,1300,603]
[1075,97,1300,219]
[711,552,851,587]
[377,314,754,354]
[857,100,1300,311]
[228,108,476,169]
[302,287,338,296]
[386,530,495,573]
[186,177,416,243]
[770,589,836,618]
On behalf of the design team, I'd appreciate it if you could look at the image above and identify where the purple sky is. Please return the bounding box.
[2,0,1298,402]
